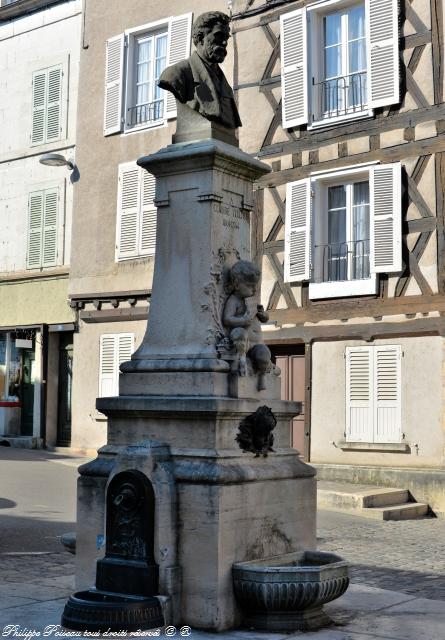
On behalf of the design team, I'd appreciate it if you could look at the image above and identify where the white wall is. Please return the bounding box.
[311,336,445,468]
[0,0,81,273]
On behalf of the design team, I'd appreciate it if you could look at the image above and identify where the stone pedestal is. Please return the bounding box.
[74,138,317,632]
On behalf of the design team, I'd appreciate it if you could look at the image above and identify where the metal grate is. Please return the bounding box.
[127,100,164,127]
[314,71,367,120]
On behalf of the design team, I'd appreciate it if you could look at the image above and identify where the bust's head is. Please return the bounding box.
[192,11,231,64]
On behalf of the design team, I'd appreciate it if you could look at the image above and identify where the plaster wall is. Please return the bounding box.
[70,0,230,298]
[310,336,445,468]
[0,0,80,328]
[0,163,74,273]
[70,317,146,452]
[0,0,81,160]
[0,277,74,327]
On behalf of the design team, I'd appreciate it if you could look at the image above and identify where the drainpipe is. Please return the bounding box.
[304,341,313,462]
[40,324,49,446]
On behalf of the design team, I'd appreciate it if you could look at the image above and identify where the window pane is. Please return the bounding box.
[349,40,366,73]
[352,181,370,280]
[328,184,346,210]
[324,13,342,47]
[137,62,150,84]
[352,182,370,241]
[325,45,342,79]
[138,39,152,63]
[137,83,150,105]
[328,209,347,244]
[156,35,167,59]
[348,5,366,40]
[8,341,20,400]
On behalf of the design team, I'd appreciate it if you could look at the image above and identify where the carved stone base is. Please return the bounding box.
[119,370,281,400]
[75,396,315,631]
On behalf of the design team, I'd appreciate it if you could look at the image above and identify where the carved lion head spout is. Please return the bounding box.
[236,405,277,457]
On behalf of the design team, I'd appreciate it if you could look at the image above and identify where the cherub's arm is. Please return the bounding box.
[223,295,252,328]
[256,304,269,324]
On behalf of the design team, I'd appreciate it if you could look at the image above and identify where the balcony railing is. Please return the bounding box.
[314,239,370,283]
[127,99,164,127]
[313,72,367,120]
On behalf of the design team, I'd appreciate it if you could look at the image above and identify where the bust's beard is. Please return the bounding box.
[202,44,227,64]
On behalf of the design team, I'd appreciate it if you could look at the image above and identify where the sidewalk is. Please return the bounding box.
[1,579,445,640]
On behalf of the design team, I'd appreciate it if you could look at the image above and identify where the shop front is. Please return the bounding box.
[0,329,40,442]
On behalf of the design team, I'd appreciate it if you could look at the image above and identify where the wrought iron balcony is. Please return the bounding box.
[313,239,370,283]
[313,71,367,120]
[127,100,164,127]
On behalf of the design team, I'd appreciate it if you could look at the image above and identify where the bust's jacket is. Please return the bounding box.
[159,50,242,129]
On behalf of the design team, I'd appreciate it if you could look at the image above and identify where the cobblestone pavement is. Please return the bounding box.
[317,509,445,600]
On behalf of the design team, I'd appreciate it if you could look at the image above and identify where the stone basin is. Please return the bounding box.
[232,550,349,631]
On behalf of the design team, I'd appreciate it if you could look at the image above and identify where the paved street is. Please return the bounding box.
[1,448,445,637]
[317,508,445,600]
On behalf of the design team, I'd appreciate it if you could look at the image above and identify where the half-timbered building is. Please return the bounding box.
[232,0,445,514]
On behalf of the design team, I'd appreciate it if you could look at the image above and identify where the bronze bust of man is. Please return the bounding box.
[158,11,242,131]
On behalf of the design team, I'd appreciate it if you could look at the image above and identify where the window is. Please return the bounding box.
[116,162,157,261]
[346,345,402,444]
[31,65,62,145]
[129,31,168,128]
[104,14,192,136]
[27,187,60,269]
[280,0,399,128]
[284,163,402,299]
[319,5,367,121]
[99,334,135,398]
[0,333,26,402]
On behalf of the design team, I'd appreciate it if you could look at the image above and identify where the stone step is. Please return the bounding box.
[317,481,430,520]
[365,502,430,521]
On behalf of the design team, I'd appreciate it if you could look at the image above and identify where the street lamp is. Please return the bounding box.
[39,153,74,170]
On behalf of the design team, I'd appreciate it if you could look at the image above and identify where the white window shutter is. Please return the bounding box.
[370,163,402,274]
[366,0,399,108]
[104,34,125,136]
[99,335,117,397]
[165,13,193,119]
[140,171,157,256]
[117,163,140,260]
[284,178,311,282]
[27,191,44,268]
[117,334,135,371]
[31,71,46,145]
[346,347,374,443]
[280,8,308,129]
[46,66,62,142]
[42,188,59,267]
[373,345,401,443]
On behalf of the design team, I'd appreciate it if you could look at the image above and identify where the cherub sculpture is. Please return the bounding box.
[222,260,274,390]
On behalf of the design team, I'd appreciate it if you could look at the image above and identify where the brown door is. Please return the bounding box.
[270,345,307,459]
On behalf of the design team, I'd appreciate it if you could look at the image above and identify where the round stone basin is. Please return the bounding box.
[61,590,164,632]
[232,550,349,632]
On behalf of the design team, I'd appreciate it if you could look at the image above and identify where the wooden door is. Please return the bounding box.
[270,345,307,458]
[57,333,73,446]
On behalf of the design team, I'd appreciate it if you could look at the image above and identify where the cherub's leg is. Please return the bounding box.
[230,328,248,376]
[248,344,272,390]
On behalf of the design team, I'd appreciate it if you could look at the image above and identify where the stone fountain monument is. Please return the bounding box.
[63,11,348,633]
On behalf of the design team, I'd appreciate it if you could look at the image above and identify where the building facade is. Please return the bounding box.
[0,0,81,447]
[68,0,232,452]
[62,0,445,512]
[232,0,445,513]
